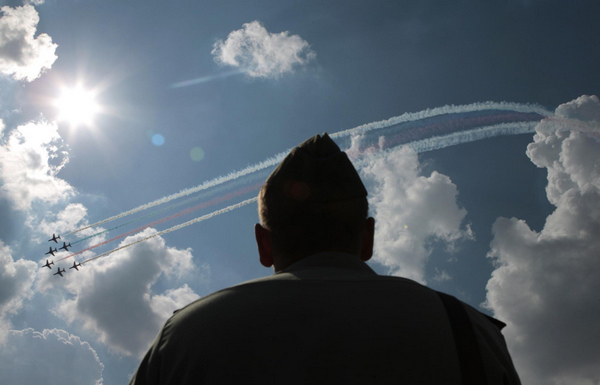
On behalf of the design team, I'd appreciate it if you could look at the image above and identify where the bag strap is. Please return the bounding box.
[436,291,487,385]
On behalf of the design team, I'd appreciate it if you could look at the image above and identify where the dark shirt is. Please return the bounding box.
[130,252,520,384]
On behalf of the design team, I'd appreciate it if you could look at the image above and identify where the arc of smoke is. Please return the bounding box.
[64,155,284,236]
[82,197,258,264]
[70,174,269,245]
[59,183,262,261]
[329,101,552,140]
[71,105,553,265]
[66,102,552,237]
[351,121,541,169]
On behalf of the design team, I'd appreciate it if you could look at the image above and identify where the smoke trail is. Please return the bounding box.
[65,102,552,237]
[68,103,555,265]
[329,101,551,141]
[81,197,257,264]
[346,110,545,156]
[63,157,281,236]
[70,174,269,245]
[170,70,244,88]
[59,183,262,261]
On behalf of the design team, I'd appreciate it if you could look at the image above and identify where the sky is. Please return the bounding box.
[0,1,599,384]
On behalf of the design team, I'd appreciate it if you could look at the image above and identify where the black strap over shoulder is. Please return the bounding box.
[436,291,487,385]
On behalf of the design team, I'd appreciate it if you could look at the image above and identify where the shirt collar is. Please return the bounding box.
[278,252,377,277]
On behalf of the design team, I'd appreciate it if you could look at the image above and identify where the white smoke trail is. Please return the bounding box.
[329,101,552,140]
[410,121,541,153]
[82,197,257,264]
[64,154,284,236]
[350,121,541,169]
[170,70,244,88]
[67,102,552,236]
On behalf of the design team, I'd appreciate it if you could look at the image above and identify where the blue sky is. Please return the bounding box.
[1,1,599,384]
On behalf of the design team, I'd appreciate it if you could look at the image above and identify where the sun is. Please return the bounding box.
[54,85,100,127]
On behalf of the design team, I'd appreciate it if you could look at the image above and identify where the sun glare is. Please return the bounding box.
[55,85,100,127]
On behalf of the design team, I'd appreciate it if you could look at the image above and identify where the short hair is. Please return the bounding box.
[258,184,368,257]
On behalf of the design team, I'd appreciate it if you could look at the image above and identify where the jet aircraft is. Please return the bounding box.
[54,268,66,277]
[42,259,54,269]
[48,234,61,243]
[45,247,58,256]
[69,261,82,271]
[59,242,72,252]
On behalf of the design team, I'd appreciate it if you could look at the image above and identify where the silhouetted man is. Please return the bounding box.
[130,133,520,384]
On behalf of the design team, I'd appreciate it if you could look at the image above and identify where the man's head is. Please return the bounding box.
[256,133,374,271]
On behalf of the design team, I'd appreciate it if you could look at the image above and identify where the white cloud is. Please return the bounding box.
[0,4,57,81]
[0,119,74,211]
[212,20,316,78]
[33,203,96,240]
[360,144,473,283]
[0,241,37,342]
[555,94,600,122]
[56,228,200,357]
[485,95,600,385]
[432,268,452,283]
[0,328,104,385]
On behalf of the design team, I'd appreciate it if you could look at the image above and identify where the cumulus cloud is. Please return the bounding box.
[0,4,57,81]
[212,20,315,78]
[0,328,103,385]
[555,94,600,122]
[360,144,473,283]
[40,203,89,233]
[56,228,201,357]
[0,241,37,341]
[32,203,102,242]
[0,119,74,211]
[485,95,600,385]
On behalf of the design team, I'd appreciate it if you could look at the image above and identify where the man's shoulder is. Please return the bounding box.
[169,270,435,323]
[168,274,294,318]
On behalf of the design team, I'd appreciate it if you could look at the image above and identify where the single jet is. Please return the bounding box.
[45,247,58,257]
[69,261,82,271]
[54,267,66,277]
[48,234,61,243]
[59,242,72,252]
[42,259,54,269]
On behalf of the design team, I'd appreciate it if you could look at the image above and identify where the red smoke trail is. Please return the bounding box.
[58,182,262,261]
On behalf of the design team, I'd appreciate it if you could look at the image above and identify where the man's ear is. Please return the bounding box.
[255,223,274,268]
[360,217,375,262]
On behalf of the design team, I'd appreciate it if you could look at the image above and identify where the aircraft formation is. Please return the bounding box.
[41,234,82,278]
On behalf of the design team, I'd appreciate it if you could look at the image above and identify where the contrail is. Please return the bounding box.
[59,183,262,261]
[63,158,281,236]
[170,70,244,88]
[329,101,551,141]
[81,197,258,264]
[65,102,552,237]
[69,176,268,245]
[70,103,554,264]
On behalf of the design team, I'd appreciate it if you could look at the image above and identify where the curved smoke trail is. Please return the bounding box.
[65,101,552,238]
[65,103,555,263]
[81,197,258,264]
[70,174,269,245]
[58,183,262,261]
